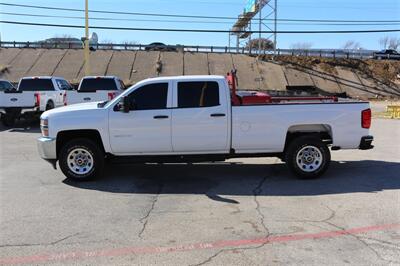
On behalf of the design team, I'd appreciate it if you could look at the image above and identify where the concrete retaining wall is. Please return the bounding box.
[0,48,398,98]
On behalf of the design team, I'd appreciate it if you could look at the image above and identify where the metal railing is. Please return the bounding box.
[1,41,398,60]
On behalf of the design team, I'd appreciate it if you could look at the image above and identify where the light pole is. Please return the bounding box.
[84,0,90,76]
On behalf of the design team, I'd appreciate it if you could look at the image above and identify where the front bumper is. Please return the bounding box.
[359,135,374,150]
[37,137,58,169]
[37,137,57,159]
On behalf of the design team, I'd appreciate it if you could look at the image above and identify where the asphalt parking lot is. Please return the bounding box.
[0,118,399,265]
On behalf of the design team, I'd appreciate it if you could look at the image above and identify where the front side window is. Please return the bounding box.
[56,79,73,90]
[127,83,168,110]
[0,81,14,91]
[178,81,219,108]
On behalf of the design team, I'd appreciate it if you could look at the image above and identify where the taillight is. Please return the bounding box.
[63,92,67,106]
[108,92,116,101]
[34,93,40,107]
[362,108,371,129]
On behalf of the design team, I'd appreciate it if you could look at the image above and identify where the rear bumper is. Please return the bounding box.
[359,135,374,150]
[0,107,39,115]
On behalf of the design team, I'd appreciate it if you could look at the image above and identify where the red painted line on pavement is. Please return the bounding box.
[1,223,399,265]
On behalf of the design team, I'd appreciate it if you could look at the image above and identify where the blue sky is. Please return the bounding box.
[0,0,399,49]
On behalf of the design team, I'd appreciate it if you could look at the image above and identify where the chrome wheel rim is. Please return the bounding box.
[67,148,94,175]
[296,146,323,173]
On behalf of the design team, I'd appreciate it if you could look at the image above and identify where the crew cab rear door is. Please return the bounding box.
[108,81,173,154]
[171,80,230,153]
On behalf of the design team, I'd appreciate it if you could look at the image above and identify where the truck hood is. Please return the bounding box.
[41,101,102,118]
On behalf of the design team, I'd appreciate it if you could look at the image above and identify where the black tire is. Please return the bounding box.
[59,138,104,181]
[46,101,54,111]
[1,114,16,127]
[285,136,330,179]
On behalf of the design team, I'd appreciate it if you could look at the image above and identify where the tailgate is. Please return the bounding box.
[0,91,36,108]
[66,91,113,105]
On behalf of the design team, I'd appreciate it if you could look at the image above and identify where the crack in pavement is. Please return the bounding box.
[190,163,278,266]
[0,233,80,248]
[138,184,163,239]
[310,204,399,265]
[323,220,399,265]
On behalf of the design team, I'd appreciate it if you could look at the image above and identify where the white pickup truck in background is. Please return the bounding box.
[37,75,374,181]
[65,76,125,105]
[0,76,72,126]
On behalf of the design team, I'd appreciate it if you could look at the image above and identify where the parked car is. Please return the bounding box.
[145,42,177,52]
[373,49,400,60]
[0,76,72,126]
[65,76,125,105]
[0,79,15,91]
[37,74,373,181]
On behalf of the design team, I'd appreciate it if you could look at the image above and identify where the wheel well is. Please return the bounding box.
[284,124,332,152]
[56,130,105,157]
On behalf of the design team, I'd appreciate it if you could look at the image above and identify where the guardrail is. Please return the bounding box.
[1,41,399,60]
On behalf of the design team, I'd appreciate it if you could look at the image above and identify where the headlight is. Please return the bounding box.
[40,118,49,137]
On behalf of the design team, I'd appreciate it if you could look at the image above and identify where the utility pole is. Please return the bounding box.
[258,5,262,54]
[274,0,277,55]
[84,0,90,76]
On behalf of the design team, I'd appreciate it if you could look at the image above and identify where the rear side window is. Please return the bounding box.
[178,81,219,108]
[128,83,168,110]
[18,79,54,91]
[79,78,118,92]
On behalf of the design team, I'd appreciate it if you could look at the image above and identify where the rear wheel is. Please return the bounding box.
[46,101,54,111]
[1,114,16,127]
[285,136,330,179]
[59,138,104,181]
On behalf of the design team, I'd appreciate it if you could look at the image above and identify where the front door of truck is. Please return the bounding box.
[109,82,173,154]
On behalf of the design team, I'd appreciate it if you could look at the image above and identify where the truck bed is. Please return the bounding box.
[231,101,370,153]
[65,90,119,105]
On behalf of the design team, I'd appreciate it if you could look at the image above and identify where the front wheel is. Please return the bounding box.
[59,138,104,181]
[285,136,330,179]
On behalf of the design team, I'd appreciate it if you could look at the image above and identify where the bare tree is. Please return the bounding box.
[342,40,362,50]
[246,38,274,51]
[122,40,138,49]
[380,36,390,49]
[100,39,114,49]
[388,38,400,50]
[380,36,400,50]
[290,42,313,50]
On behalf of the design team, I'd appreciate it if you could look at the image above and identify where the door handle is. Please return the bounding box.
[153,115,169,119]
[210,113,226,117]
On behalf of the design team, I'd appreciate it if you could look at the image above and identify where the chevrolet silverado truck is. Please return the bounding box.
[37,74,373,181]
[0,76,71,126]
[65,76,125,105]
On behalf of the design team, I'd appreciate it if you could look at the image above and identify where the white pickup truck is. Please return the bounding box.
[37,75,373,181]
[0,76,72,126]
[65,76,125,105]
